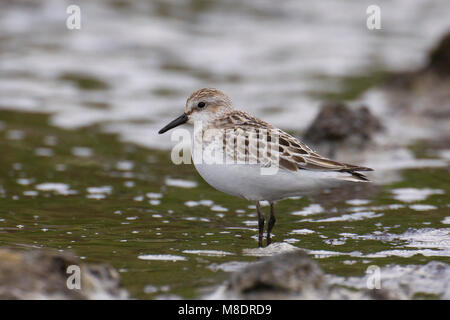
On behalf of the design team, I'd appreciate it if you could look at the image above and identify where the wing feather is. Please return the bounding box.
[212,111,373,181]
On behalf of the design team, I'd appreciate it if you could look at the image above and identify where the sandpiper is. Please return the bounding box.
[159,88,373,247]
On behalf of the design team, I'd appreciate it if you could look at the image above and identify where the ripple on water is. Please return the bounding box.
[211,205,228,212]
[23,190,38,197]
[16,178,33,185]
[290,229,315,235]
[87,186,113,194]
[182,250,233,257]
[35,147,54,157]
[329,261,450,299]
[184,217,210,222]
[146,192,163,199]
[308,250,348,258]
[391,188,445,203]
[302,211,383,223]
[354,228,450,258]
[116,160,134,171]
[72,147,93,157]
[184,199,214,207]
[345,199,370,206]
[138,254,187,262]
[7,130,24,140]
[291,204,324,216]
[35,183,77,195]
[87,194,106,200]
[165,178,198,188]
[347,204,405,213]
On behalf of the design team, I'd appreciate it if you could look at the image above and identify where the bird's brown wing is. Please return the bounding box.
[213,111,373,180]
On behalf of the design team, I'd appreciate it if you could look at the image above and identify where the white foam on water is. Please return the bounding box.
[306,211,383,223]
[409,204,438,211]
[391,188,445,203]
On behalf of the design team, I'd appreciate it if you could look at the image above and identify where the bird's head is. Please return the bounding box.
[158,88,233,134]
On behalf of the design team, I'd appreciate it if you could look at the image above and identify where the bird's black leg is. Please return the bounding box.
[256,201,265,248]
[266,202,276,246]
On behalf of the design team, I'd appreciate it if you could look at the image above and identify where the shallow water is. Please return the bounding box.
[0,110,449,299]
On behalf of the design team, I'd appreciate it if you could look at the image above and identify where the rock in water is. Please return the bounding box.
[382,32,450,120]
[226,250,325,299]
[208,249,395,300]
[425,32,450,77]
[0,248,128,299]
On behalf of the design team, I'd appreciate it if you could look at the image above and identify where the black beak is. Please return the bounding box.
[158,113,188,134]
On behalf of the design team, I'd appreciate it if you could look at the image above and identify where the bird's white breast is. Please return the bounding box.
[193,162,347,201]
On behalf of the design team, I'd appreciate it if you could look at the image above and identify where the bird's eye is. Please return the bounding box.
[197,101,206,108]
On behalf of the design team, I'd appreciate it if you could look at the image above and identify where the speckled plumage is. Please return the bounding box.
[194,96,372,181]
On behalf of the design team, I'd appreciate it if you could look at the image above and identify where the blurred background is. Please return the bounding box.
[0,0,449,300]
[1,0,449,148]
